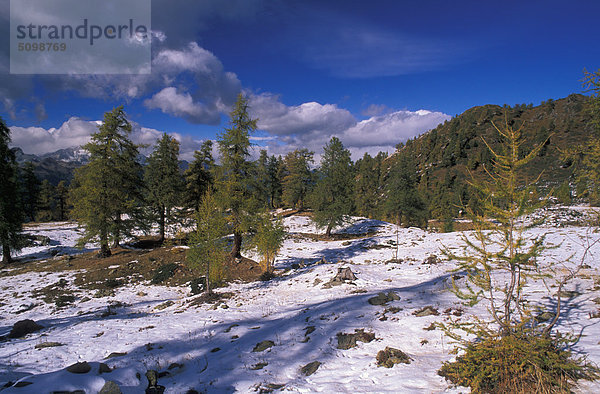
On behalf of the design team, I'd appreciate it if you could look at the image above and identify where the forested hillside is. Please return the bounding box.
[389,93,592,220]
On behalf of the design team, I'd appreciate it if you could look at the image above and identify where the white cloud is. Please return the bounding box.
[144,87,219,124]
[249,93,449,160]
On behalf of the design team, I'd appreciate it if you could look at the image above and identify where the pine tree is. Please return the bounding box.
[145,133,184,243]
[37,180,57,222]
[216,94,260,258]
[310,137,354,237]
[187,188,227,294]
[354,152,382,218]
[21,161,40,222]
[56,180,69,221]
[282,149,313,210]
[184,140,214,212]
[384,151,428,228]
[267,154,283,208]
[255,150,272,208]
[71,106,143,257]
[0,118,24,264]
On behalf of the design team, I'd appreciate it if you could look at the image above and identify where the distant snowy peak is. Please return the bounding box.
[40,147,90,164]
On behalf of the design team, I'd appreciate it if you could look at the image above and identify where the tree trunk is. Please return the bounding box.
[205,261,211,294]
[98,229,111,258]
[325,223,332,238]
[159,207,165,243]
[112,215,121,248]
[231,231,242,258]
[2,243,12,264]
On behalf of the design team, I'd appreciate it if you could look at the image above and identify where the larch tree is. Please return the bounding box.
[310,137,354,237]
[145,133,184,243]
[0,118,24,264]
[216,93,260,258]
[282,148,313,210]
[70,106,143,257]
[184,140,214,213]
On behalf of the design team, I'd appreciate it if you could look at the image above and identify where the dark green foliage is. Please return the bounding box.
[255,150,283,209]
[439,334,598,393]
[145,133,184,242]
[55,180,69,220]
[310,137,354,236]
[184,140,214,212]
[20,161,40,222]
[151,263,179,284]
[383,151,428,227]
[36,180,56,222]
[189,277,206,295]
[282,149,313,209]
[215,93,260,257]
[70,106,144,257]
[187,189,227,294]
[354,152,386,218]
[0,117,25,264]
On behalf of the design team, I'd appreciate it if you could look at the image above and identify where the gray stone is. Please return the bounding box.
[252,340,275,352]
[66,361,91,374]
[8,319,43,338]
[376,347,412,367]
[300,361,321,376]
[99,380,122,394]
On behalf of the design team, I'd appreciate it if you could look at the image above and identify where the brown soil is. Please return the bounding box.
[0,238,262,293]
[289,231,378,242]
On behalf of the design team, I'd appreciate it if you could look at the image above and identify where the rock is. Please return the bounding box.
[535,311,555,323]
[250,362,268,370]
[423,255,441,265]
[413,306,439,317]
[99,363,112,373]
[155,301,174,310]
[376,347,412,367]
[168,362,184,370]
[35,341,64,349]
[336,329,375,350]
[304,326,316,336]
[224,323,239,333]
[13,381,33,387]
[99,380,122,394]
[66,361,91,374]
[368,291,399,306]
[8,319,43,338]
[105,352,127,359]
[332,267,357,282]
[252,340,275,352]
[300,361,321,376]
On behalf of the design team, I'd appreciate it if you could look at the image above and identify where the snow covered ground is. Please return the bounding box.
[1,210,600,393]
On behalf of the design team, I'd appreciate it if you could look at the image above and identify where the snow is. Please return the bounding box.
[1,210,600,393]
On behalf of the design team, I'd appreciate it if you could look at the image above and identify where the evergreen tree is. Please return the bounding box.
[187,188,227,294]
[354,152,381,218]
[184,140,214,212]
[37,180,57,222]
[267,154,283,208]
[145,133,184,243]
[282,149,313,210]
[310,137,354,237]
[216,93,259,258]
[384,151,428,227]
[21,161,40,222]
[56,180,69,221]
[71,106,143,257]
[255,150,272,208]
[0,118,24,264]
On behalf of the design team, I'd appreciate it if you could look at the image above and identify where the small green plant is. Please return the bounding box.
[247,211,285,274]
[187,188,228,294]
[151,263,178,284]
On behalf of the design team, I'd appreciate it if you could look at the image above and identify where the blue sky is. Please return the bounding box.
[2,0,600,160]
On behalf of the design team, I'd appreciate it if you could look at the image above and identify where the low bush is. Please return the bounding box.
[438,333,598,393]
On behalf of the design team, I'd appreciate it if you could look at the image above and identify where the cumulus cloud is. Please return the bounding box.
[8,117,207,162]
[249,93,449,160]
[144,87,220,124]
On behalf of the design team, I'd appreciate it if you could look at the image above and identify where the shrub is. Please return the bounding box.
[439,334,598,393]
